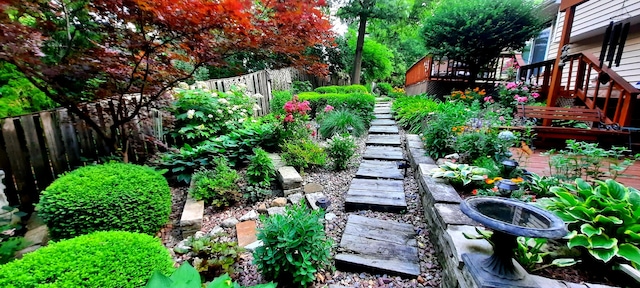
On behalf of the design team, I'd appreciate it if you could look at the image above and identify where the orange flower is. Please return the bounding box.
[511,177,524,184]
[485,177,503,184]
[472,189,478,195]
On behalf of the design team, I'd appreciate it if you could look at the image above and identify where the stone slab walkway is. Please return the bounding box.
[345,179,406,212]
[355,160,404,180]
[366,134,401,146]
[370,119,396,126]
[362,146,404,161]
[373,113,393,119]
[335,215,420,277]
[368,125,399,134]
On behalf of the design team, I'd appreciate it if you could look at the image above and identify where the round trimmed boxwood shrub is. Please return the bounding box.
[38,162,172,240]
[0,231,175,287]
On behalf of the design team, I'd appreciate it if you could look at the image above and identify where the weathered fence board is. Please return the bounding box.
[40,111,68,177]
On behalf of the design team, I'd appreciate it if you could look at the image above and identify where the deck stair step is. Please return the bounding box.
[335,215,420,277]
[345,179,406,212]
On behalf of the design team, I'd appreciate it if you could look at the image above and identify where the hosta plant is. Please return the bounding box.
[145,263,276,288]
[429,161,489,187]
[537,178,640,267]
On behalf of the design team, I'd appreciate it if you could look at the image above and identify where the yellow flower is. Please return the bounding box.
[511,177,524,184]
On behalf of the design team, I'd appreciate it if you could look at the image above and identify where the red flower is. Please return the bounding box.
[284,114,294,123]
[472,189,478,195]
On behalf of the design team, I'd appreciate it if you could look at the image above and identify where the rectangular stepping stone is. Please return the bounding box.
[374,107,391,114]
[335,215,420,277]
[236,221,257,247]
[356,160,403,180]
[366,135,401,146]
[368,125,399,134]
[371,119,396,126]
[345,179,406,212]
[374,114,393,119]
[362,146,404,161]
[180,196,204,238]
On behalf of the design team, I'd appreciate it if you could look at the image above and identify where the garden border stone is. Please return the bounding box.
[180,196,204,238]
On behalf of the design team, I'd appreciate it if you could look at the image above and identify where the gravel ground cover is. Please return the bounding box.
[162,132,443,287]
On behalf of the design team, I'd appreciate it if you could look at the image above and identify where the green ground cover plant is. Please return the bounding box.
[146,263,276,288]
[391,94,440,133]
[0,231,174,287]
[246,148,276,189]
[37,162,171,240]
[327,134,358,170]
[190,158,240,208]
[254,203,332,286]
[281,139,327,173]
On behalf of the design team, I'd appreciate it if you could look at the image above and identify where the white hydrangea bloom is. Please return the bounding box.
[187,109,195,119]
[177,82,189,89]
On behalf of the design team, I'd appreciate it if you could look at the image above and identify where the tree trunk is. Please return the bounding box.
[467,64,480,88]
[352,15,368,85]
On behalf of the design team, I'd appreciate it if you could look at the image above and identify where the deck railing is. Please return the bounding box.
[405,53,516,86]
[518,53,640,127]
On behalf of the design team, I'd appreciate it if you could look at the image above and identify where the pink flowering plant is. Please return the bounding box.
[485,82,540,111]
[280,95,314,140]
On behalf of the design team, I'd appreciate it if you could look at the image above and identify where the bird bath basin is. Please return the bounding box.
[460,196,567,288]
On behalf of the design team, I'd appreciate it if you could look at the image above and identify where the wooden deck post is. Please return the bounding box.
[545,0,589,126]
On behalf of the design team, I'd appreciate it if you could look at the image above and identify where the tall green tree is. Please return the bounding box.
[421,0,545,85]
[338,0,408,84]
[346,30,393,82]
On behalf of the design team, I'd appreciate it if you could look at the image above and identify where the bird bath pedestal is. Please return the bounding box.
[460,196,567,288]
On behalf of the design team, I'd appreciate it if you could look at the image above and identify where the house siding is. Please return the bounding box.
[547,0,640,84]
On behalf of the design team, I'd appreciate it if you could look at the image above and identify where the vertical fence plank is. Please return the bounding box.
[92,103,111,155]
[21,114,54,191]
[40,111,69,177]
[2,118,37,210]
[0,124,19,206]
[58,109,81,168]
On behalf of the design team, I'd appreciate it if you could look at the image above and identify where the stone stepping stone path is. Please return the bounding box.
[366,134,401,146]
[374,107,391,114]
[355,160,404,180]
[370,119,396,126]
[345,179,406,212]
[368,125,399,134]
[335,215,420,277]
[362,146,403,161]
[374,113,393,119]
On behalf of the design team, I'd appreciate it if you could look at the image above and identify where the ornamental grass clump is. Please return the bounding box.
[37,162,171,240]
[253,203,332,286]
[0,231,174,288]
[318,109,366,138]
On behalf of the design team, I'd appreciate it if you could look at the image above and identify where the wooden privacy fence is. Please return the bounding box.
[201,70,273,116]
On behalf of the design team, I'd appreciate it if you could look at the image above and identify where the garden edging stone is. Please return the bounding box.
[277,166,302,191]
[179,196,204,237]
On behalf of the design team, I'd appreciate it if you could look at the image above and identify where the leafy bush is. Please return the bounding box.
[538,179,640,267]
[281,139,327,173]
[254,203,332,286]
[175,234,243,280]
[318,109,366,138]
[291,80,313,94]
[246,148,276,189]
[190,158,240,207]
[38,163,171,240]
[376,82,393,96]
[297,91,375,123]
[0,225,28,265]
[421,101,479,159]
[270,90,293,116]
[314,86,338,94]
[0,62,57,118]
[146,263,276,288]
[0,231,174,288]
[327,134,358,170]
[428,161,488,187]
[391,94,440,133]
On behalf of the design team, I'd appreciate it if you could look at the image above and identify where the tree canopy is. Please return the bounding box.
[421,0,545,85]
[0,0,332,152]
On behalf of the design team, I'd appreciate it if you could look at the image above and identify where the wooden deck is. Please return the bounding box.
[512,148,640,189]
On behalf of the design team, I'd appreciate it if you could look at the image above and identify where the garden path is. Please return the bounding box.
[335,101,421,277]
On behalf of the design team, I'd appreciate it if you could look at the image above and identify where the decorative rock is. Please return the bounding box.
[180,196,204,238]
[257,203,268,214]
[207,226,224,236]
[278,166,302,190]
[221,217,239,228]
[287,193,304,205]
[236,221,257,247]
[283,187,303,196]
[15,245,41,259]
[24,225,49,246]
[173,239,190,254]
[267,207,286,216]
[271,197,287,207]
[304,183,324,194]
[306,192,327,210]
[0,171,18,226]
[239,210,258,221]
[325,213,337,221]
[244,240,264,252]
[194,231,206,239]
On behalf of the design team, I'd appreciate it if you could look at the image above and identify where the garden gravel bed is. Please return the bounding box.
[162,134,443,287]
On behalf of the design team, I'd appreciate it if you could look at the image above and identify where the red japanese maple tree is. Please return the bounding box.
[0,0,332,153]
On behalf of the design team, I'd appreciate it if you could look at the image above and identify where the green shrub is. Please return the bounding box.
[37,163,171,240]
[319,110,366,138]
[376,83,393,96]
[340,84,368,94]
[0,231,174,288]
[391,94,440,133]
[314,86,338,94]
[190,158,240,207]
[297,91,375,123]
[246,148,276,189]
[146,264,276,288]
[254,203,332,286]
[281,139,326,173]
[270,90,293,115]
[327,134,358,170]
[291,81,313,94]
[175,234,243,280]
